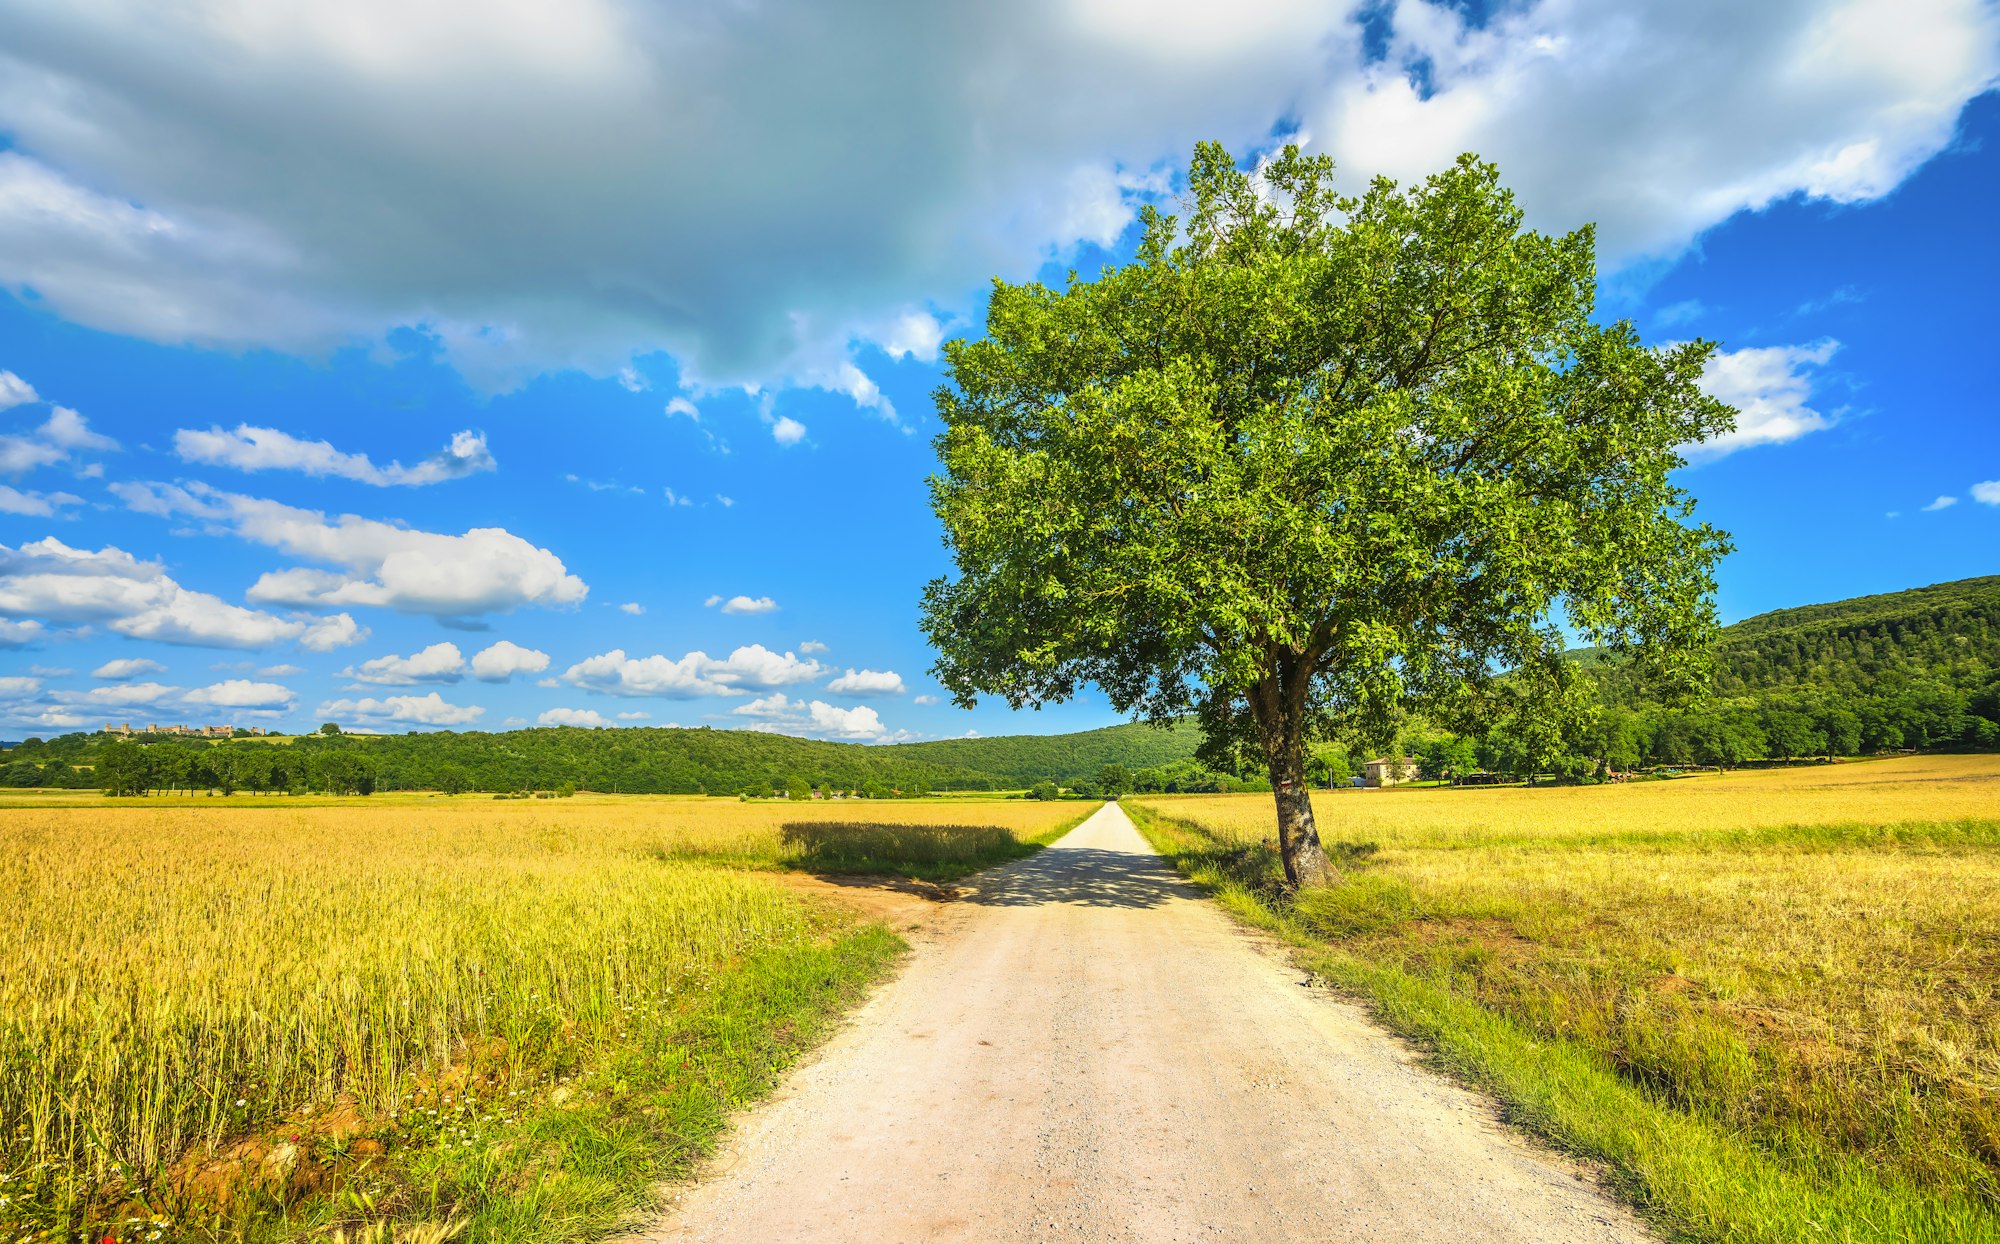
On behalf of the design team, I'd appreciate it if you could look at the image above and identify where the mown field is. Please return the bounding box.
[1130,754,2000,1243]
[0,795,1087,1244]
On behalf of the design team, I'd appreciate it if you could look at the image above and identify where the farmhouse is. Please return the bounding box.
[1362,757,1419,788]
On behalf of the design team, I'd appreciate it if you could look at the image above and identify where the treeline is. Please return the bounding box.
[2,719,1209,796]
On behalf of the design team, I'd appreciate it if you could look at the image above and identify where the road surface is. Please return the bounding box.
[641,802,1651,1243]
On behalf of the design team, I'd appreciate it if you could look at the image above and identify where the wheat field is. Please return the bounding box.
[0,795,1083,1241]
[1133,754,2000,1238]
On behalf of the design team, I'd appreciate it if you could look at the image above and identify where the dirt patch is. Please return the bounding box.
[762,871,962,932]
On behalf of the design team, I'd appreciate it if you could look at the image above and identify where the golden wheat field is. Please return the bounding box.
[1133,754,2000,1226]
[0,795,1082,1242]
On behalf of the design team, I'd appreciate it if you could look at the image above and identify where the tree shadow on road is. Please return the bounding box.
[962,845,1189,909]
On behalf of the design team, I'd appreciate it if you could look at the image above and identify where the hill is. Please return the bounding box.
[1573,573,2000,766]
[0,717,1208,796]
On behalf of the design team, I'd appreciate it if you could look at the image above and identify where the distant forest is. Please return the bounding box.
[5,576,1996,795]
[0,718,1216,797]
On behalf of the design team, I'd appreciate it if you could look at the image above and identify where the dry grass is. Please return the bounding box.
[0,795,1080,1241]
[1133,754,2000,1237]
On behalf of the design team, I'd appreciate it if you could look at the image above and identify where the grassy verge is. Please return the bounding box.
[1125,799,2000,1244]
[774,806,1096,881]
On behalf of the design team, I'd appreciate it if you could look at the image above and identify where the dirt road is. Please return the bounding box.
[643,802,1652,1243]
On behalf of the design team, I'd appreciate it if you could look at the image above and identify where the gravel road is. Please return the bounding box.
[642,801,1653,1243]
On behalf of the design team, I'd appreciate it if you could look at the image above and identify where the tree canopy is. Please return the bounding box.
[923,142,1734,885]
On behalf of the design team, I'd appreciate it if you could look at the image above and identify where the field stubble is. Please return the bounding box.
[0,794,1084,1242]
[1133,754,2000,1242]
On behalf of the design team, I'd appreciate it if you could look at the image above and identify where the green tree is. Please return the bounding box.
[97,741,151,797]
[1027,780,1061,801]
[922,143,1731,885]
[436,765,474,795]
[785,775,812,801]
[319,722,342,736]
[1094,763,1134,797]
[1415,734,1478,784]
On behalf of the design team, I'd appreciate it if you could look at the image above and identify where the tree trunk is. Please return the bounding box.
[1255,702,1337,889]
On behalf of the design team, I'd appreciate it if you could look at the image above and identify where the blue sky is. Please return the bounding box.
[0,1,1995,740]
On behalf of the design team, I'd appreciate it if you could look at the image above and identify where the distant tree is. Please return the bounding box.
[1094,764,1134,797]
[436,765,474,795]
[922,143,1732,886]
[97,742,151,797]
[1415,734,1478,784]
[1759,709,1825,762]
[319,722,342,736]
[1027,780,1061,801]
[785,776,812,801]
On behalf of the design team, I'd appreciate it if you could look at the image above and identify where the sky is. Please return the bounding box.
[0,0,1996,741]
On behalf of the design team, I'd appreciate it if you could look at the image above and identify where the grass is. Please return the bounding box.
[0,795,1088,1243]
[1129,753,2000,1243]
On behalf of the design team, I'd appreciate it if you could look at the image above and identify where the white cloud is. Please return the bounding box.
[663,487,692,507]
[0,618,44,647]
[113,481,587,617]
[0,536,366,649]
[712,594,777,615]
[470,639,549,681]
[1922,495,1958,512]
[615,710,650,720]
[562,644,825,698]
[799,640,828,654]
[770,416,807,446]
[716,494,734,507]
[259,663,303,676]
[346,641,466,685]
[826,667,906,695]
[0,398,119,475]
[618,366,648,392]
[913,693,941,705]
[298,611,369,652]
[0,484,83,516]
[1971,481,2000,506]
[731,692,890,741]
[184,679,294,709]
[619,601,644,615]
[318,691,485,727]
[173,425,497,486]
[0,1,1988,410]
[92,657,165,680]
[0,370,36,410]
[1685,341,1840,461]
[539,706,612,728]
[664,397,699,420]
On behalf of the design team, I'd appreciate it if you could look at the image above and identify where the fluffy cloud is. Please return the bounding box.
[346,641,466,685]
[0,484,83,515]
[731,692,892,741]
[707,594,777,615]
[317,692,485,727]
[619,602,645,615]
[1971,481,2000,506]
[799,640,829,655]
[470,639,549,681]
[1686,341,1841,461]
[539,707,612,728]
[0,536,367,649]
[770,417,807,446]
[92,657,166,680]
[0,618,44,647]
[913,694,941,705]
[1922,495,1958,512]
[0,393,118,475]
[0,1,1989,404]
[0,370,35,409]
[183,679,295,708]
[114,481,587,617]
[562,644,825,698]
[826,667,907,696]
[173,425,496,486]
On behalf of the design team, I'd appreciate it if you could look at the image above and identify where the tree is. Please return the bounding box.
[436,765,474,795]
[1415,734,1478,784]
[320,722,342,736]
[1094,763,1134,797]
[1027,780,1061,801]
[923,143,1731,886]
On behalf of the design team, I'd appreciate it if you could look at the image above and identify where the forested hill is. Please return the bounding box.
[3,718,1207,795]
[1593,574,2000,707]
[1572,573,2000,762]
